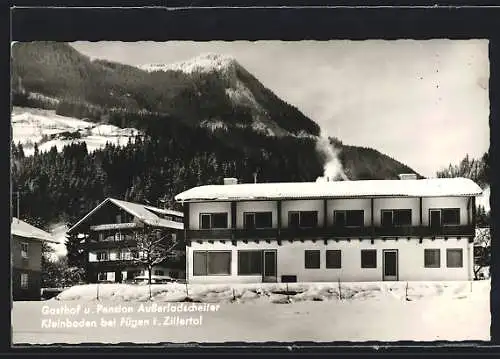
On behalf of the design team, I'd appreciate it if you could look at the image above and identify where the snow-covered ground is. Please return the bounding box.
[12,280,490,344]
[11,107,140,156]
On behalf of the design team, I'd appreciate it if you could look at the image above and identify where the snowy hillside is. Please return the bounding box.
[477,185,490,212]
[11,107,140,156]
[139,53,236,75]
[48,223,68,260]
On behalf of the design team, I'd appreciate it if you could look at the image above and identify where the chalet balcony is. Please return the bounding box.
[90,222,141,231]
[86,239,137,250]
[185,225,475,241]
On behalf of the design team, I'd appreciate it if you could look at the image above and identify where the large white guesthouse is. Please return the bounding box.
[174,175,482,284]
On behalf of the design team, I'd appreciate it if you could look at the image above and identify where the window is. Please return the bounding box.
[97,251,109,261]
[120,250,132,260]
[238,250,263,275]
[381,209,411,227]
[154,270,164,276]
[98,233,104,242]
[424,249,441,268]
[193,251,231,275]
[334,210,364,227]
[200,213,228,229]
[116,214,122,224]
[98,272,107,281]
[289,211,318,228]
[20,242,29,259]
[244,212,273,229]
[326,250,342,268]
[441,209,460,226]
[305,250,321,269]
[20,273,28,289]
[361,249,377,268]
[446,249,463,268]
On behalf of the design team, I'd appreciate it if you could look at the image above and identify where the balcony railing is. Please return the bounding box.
[90,222,141,231]
[185,225,475,241]
[86,239,137,250]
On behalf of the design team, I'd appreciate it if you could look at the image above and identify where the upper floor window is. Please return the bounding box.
[289,211,318,229]
[429,208,460,228]
[97,251,109,261]
[20,273,29,289]
[116,214,122,224]
[244,212,273,229]
[20,242,29,259]
[381,209,412,227]
[200,213,228,229]
[334,210,364,227]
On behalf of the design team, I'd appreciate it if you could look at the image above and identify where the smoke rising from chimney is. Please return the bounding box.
[315,131,349,182]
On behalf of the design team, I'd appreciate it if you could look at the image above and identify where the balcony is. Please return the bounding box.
[86,239,137,250]
[185,225,475,241]
[90,222,141,231]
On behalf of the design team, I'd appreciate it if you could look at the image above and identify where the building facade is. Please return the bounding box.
[175,176,482,284]
[67,198,185,283]
[11,218,58,301]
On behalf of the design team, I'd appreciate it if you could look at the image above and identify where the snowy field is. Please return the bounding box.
[11,107,139,156]
[12,280,490,344]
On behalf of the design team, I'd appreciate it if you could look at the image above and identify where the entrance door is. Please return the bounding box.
[383,249,398,281]
[430,210,442,229]
[262,250,277,283]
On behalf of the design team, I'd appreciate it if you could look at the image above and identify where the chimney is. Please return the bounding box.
[223,178,238,185]
[398,173,417,180]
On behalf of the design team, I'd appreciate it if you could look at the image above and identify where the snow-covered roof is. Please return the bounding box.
[175,178,483,202]
[67,198,183,234]
[11,218,58,243]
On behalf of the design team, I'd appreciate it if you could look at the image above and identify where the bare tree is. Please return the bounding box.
[124,226,178,298]
[474,227,491,280]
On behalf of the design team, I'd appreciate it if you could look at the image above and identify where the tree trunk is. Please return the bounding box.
[148,265,152,300]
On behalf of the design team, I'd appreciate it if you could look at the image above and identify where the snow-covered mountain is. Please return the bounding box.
[11,107,140,156]
[139,53,237,75]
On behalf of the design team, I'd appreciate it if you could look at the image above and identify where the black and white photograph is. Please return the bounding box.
[10,38,490,345]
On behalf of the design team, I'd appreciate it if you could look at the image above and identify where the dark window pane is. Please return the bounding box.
[424,249,440,268]
[193,251,207,275]
[301,211,318,228]
[446,249,463,268]
[442,209,460,225]
[381,211,393,227]
[200,214,211,229]
[430,210,442,228]
[361,250,377,268]
[394,209,411,226]
[346,210,364,227]
[238,250,262,275]
[305,250,320,269]
[334,211,346,227]
[207,252,231,275]
[289,212,300,228]
[255,212,272,228]
[326,250,342,268]
[212,213,228,229]
[244,213,256,229]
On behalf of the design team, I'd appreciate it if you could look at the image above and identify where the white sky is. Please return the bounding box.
[70,40,490,178]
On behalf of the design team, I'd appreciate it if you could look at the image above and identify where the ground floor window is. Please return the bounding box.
[305,250,321,269]
[193,251,231,276]
[20,273,28,289]
[424,249,441,268]
[361,249,377,268]
[98,272,107,281]
[446,248,463,268]
[326,250,342,268]
[154,270,164,276]
[238,250,263,275]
